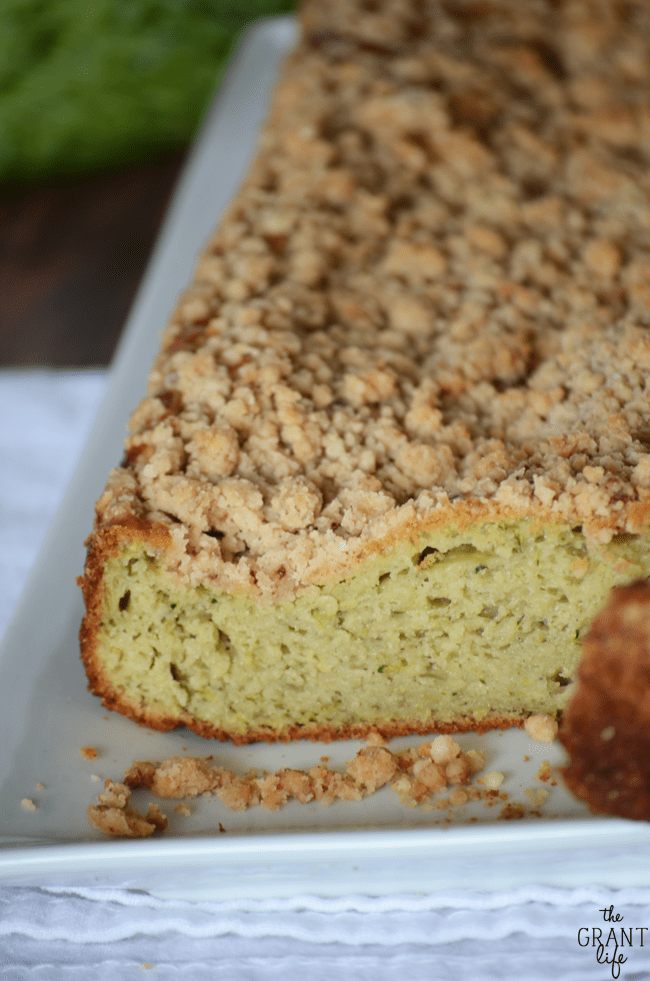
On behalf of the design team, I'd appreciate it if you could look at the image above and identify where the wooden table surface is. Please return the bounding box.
[0,152,187,368]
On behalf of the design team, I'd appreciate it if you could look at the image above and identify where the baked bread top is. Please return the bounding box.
[93,0,650,601]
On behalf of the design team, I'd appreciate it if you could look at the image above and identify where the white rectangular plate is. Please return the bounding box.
[2,16,650,900]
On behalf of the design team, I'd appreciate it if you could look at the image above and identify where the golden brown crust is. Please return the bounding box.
[560,581,650,820]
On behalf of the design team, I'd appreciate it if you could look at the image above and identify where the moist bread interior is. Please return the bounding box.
[85,522,650,742]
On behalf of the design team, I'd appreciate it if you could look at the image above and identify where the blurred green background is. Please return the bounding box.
[0,0,295,186]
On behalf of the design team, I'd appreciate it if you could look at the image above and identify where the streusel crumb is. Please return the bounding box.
[87,780,168,838]
[500,802,526,820]
[87,730,561,835]
[525,788,550,808]
[89,736,487,834]
[478,771,505,790]
[524,714,558,744]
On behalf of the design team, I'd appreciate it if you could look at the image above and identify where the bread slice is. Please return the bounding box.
[79,0,650,744]
[560,581,650,820]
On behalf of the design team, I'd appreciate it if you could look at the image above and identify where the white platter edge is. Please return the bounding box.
[2,820,650,899]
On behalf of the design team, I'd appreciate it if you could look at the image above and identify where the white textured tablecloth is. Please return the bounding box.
[2,369,650,980]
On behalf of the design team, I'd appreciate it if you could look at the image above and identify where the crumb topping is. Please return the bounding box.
[94,0,650,600]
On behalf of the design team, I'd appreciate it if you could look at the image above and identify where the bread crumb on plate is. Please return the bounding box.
[524,715,558,744]
[87,780,168,838]
[86,732,558,836]
[89,736,487,834]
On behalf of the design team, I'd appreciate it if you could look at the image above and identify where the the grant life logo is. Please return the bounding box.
[578,904,647,979]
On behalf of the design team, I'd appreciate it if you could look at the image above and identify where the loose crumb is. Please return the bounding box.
[36,783,44,791]
[465,750,486,774]
[21,798,36,811]
[89,735,488,835]
[81,747,98,761]
[525,787,550,807]
[448,788,468,807]
[478,770,505,789]
[536,760,557,785]
[500,802,526,820]
[524,714,558,744]
[364,732,387,747]
[427,735,462,765]
[86,731,556,836]
[87,780,168,838]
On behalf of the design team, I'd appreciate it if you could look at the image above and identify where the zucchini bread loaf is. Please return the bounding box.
[79,0,650,744]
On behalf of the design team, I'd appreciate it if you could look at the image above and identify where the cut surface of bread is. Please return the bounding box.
[81,519,650,742]
[79,0,650,742]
